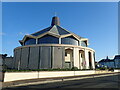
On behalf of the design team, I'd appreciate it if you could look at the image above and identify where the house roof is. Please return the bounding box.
[99,59,114,63]
[114,55,120,59]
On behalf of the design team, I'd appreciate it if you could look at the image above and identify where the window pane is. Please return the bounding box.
[24,38,36,45]
[81,41,87,47]
[38,35,59,44]
[61,36,78,45]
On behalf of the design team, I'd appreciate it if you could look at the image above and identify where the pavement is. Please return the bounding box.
[2,72,120,89]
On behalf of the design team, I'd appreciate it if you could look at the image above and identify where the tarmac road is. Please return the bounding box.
[3,73,120,89]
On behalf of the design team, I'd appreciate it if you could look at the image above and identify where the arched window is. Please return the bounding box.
[24,38,36,45]
[61,36,78,45]
[38,34,59,44]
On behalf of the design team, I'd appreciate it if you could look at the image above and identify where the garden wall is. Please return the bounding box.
[3,70,114,82]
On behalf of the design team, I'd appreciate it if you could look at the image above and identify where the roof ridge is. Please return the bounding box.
[56,25,83,39]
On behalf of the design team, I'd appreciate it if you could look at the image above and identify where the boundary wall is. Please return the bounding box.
[3,70,116,82]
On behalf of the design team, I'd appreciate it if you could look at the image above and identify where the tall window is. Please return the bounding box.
[38,34,59,44]
[24,38,36,45]
[61,36,78,45]
[81,41,87,47]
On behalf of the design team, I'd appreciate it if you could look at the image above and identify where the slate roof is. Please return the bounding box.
[30,16,84,39]
[20,16,87,44]
[31,25,71,36]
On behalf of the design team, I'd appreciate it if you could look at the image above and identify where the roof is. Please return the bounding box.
[31,25,71,36]
[114,55,120,59]
[31,16,82,38]
[20,16,88,45]
[99,59,114,63]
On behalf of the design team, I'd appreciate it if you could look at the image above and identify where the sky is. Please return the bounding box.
[1,2,118,61]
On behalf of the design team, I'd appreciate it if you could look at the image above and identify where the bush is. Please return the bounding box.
[96,67,107,70]
[71,67,78,70]
[108,68,114,71]
[3,67,95,72]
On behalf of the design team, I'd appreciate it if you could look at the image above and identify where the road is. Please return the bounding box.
[3,73,120,89]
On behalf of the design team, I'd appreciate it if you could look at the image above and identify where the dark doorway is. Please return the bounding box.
[88,52,92,69]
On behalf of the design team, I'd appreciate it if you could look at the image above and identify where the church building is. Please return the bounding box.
[13,16,95,70]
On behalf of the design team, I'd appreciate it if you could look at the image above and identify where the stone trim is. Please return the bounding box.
[14,44,95,52]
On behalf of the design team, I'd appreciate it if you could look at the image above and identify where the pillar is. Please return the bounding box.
[73,47,79,69]
[91,51,95,69]
[36,38,38,44]
[84,49,89,69]
[59,38,61,44]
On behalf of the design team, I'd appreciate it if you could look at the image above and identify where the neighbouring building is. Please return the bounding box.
[0,54,3,70]
[4,56,13,69]
[98,56,115,68]
[114,55,120,68]
[98,55,120,68]
[0,54,13,69]
[13,16,95,70]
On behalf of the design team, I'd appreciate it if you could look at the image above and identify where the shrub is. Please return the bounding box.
[71,67,78,70]
[108,68,114,71]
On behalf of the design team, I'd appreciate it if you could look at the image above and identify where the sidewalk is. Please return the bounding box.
[2,72,120,88]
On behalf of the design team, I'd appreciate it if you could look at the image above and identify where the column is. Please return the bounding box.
[73,47,79,69]
[79,52,82,69]
[79,40,81,46]
[36,38,38,44]
[84,49,89,69]
[91,51,95,69]
[59,38,61,44]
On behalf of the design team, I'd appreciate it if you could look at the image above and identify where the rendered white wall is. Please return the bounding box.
[3,70,114,82]
[85,49,89,69]
[4,72,38,82]
[73,48,79,69]
[4,70,96,82]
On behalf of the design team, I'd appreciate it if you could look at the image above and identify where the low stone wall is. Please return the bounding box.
[95,70,113,74]
[3,70,113,82]
[114,69,120,72]
[3,72,39,82]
